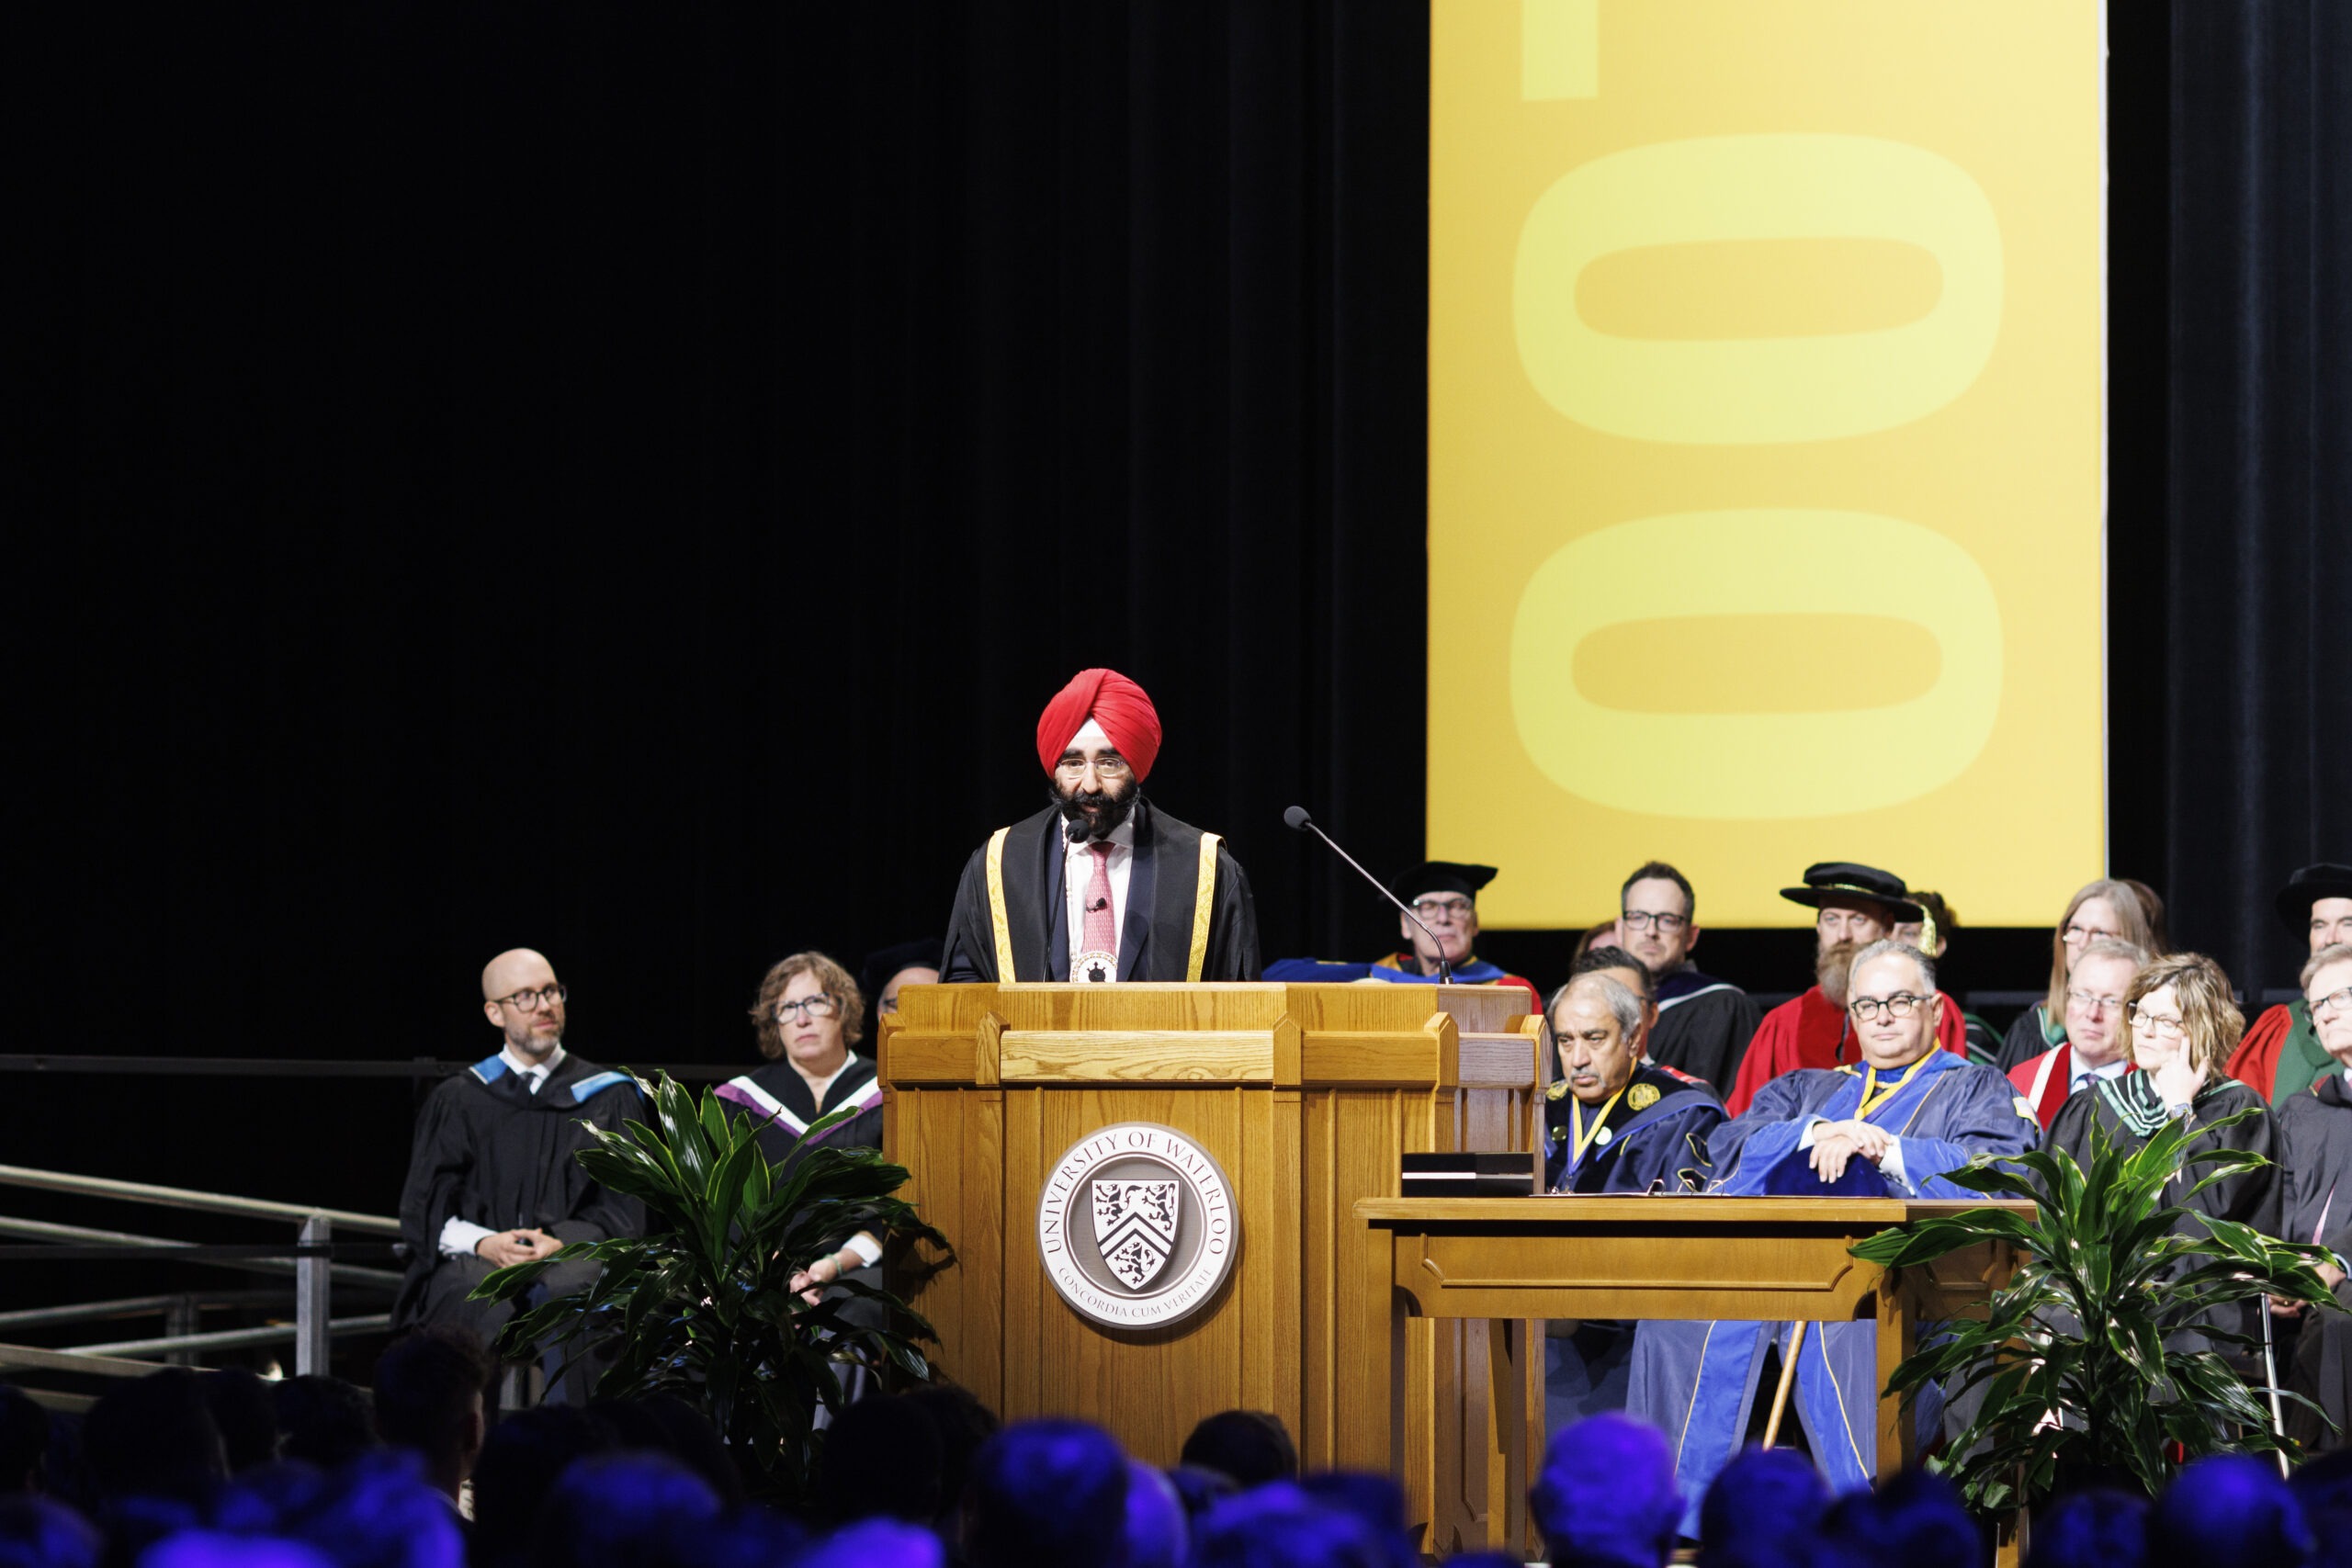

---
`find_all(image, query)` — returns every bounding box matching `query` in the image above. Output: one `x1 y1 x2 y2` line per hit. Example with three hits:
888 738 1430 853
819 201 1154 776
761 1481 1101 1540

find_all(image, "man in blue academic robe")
1626 939 2040 1531
1544 975 1723 1197
1543 973 1724 1432
1264 861 1541 1013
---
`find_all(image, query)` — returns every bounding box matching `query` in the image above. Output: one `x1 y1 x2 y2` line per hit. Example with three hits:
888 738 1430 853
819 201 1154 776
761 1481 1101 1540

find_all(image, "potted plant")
1849 1110 2338 1514
472 1073 946 1506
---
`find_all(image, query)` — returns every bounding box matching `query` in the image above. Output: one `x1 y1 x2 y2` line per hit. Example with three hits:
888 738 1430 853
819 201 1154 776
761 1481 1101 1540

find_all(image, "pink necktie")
1080 843 1117 976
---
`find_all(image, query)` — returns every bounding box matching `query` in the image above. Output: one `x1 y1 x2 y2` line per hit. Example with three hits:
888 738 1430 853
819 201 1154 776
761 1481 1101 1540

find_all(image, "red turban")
1035 668 1162 781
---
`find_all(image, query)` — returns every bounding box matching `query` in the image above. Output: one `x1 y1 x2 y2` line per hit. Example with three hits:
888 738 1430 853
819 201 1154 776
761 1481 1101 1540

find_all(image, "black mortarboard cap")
1388 861 1498 903
859 938 944 1006
1775 862 1924 922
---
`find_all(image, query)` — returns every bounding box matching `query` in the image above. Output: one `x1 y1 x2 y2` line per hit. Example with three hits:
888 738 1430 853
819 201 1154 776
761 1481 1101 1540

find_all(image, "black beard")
1050 780 1141 843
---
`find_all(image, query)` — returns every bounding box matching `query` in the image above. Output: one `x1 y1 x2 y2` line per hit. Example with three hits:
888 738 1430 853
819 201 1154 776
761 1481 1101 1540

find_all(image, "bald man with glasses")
392 949 643 1398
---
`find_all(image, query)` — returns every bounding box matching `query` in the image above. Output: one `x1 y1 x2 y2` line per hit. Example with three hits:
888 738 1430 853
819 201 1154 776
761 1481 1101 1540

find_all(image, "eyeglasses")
1410 897 1474 919
2065 989 2125 1016
1053 753 1133 780
2061 921 2119 944
2128 1005 2187 1041
2312 987 2352 1018
775 994 841 1021
1849 992 1928 1022
1620 910 1689 934
494 984 568 1012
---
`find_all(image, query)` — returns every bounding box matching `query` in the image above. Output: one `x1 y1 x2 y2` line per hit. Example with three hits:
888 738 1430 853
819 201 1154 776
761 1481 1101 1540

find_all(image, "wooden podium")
878 981 1539 1535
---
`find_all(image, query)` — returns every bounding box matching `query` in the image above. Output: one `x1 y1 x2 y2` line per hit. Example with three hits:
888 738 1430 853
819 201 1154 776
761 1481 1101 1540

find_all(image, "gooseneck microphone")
1282 806 1454 984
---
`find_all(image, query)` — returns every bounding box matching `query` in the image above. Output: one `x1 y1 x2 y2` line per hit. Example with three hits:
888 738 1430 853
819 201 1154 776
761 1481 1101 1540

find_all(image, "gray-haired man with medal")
1540 971 1725 1431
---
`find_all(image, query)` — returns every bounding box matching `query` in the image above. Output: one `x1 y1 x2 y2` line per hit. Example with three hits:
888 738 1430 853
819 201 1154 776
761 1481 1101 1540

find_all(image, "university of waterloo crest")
1037 1122 1239 1329
1092 1179 1179 1289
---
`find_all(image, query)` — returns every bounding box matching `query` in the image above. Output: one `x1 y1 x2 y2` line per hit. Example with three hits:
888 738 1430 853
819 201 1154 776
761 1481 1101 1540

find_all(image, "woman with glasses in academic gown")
717 952 888 1326
2044 952 2281 1354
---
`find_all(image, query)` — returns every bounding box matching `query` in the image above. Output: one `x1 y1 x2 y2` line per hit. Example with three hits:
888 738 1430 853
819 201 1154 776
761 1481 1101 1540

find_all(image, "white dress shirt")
1062 813 1136 981
438 1044 568 1259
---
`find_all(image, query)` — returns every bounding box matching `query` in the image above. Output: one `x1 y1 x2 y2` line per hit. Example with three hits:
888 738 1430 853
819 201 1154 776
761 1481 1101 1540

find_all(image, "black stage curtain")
2133 3 2352 992
14 3 2346 1101
14 6 1431 1091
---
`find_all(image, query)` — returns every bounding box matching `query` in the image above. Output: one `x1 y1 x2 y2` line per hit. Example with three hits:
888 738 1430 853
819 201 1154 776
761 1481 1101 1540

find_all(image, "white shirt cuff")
440 1217 495 1259
842 1233 883 1268
1878 1137 1911 1191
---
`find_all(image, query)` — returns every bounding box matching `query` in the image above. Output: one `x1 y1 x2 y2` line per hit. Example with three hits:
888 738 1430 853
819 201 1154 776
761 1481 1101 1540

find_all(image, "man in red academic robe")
1724 862 1967 1116
2228 863 2352 1101
2006 937 2145 1131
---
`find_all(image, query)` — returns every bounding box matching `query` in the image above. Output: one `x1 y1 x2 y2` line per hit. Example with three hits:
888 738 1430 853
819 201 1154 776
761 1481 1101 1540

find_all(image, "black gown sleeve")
397 1082 472 1261
550 1086 647 1247
1997 1006 2052 1074
2041 1083 2098 1166
940 843 1000 983
1205 843 1261 982
2175 1084 2280 1235
1654 991 1763 1099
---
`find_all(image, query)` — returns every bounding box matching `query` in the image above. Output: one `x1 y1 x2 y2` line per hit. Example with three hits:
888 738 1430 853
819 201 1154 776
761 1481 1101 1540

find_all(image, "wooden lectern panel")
880 980 1539 1506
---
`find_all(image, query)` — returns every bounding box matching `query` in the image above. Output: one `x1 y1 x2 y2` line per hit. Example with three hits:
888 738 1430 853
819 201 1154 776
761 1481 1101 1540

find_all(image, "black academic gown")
940 799 1261 983
2045 1071 2281 1356
2271 1075 2352 1448
718 1055 888 1332
1540 1066 1724 1435
1647 970 1764 1098
1997 1002 2064 1074
393 1053 645 1373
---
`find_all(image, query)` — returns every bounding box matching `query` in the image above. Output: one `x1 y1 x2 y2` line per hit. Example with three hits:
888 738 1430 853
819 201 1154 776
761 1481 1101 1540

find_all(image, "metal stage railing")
0 1163 406 1397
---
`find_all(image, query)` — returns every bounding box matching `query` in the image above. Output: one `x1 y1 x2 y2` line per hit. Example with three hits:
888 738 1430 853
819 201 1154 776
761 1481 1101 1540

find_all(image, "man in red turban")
941 669 1260 984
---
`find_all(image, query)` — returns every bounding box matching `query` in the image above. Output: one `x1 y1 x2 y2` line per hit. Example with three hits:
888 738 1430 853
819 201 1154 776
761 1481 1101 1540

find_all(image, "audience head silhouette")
967 1419 1127 1568
1698 1445 1829 1566
2148 1453 2311 1568
83 1371 226 1507
371 1325 492 1504
1530 1413 1681 1568
1180 1410 1299 1490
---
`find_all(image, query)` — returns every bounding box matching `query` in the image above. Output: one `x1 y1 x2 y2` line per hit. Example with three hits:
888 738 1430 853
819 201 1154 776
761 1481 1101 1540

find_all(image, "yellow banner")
1430 0 2104 929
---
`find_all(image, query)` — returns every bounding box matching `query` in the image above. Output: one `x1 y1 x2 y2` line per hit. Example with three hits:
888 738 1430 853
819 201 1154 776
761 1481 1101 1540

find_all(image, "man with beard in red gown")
1724 863 1968 1116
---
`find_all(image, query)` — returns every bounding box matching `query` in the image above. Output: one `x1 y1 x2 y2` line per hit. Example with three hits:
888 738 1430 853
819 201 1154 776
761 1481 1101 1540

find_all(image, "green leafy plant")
472 1072 946 1506
1851 1110 2338 1513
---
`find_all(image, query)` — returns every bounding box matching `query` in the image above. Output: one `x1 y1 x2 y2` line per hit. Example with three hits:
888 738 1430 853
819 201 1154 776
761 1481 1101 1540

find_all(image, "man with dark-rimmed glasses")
391 948 641 1399
1627 939 2038 1530
1607 861 1761 1098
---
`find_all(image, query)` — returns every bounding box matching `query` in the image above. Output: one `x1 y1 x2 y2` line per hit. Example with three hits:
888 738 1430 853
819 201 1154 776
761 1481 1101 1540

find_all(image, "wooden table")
1347 1195 2033 1558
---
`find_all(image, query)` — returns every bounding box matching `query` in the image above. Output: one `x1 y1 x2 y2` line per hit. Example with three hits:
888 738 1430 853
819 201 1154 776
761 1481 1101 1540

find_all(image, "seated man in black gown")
1608 861 1762 1097
394 949 642 1400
